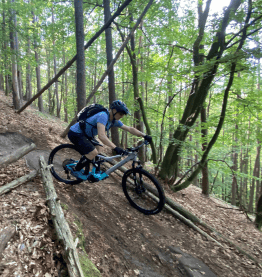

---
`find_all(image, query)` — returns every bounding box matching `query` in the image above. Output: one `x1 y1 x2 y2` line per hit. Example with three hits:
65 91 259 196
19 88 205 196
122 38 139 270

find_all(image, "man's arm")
97 123 116 149
120 124 146 137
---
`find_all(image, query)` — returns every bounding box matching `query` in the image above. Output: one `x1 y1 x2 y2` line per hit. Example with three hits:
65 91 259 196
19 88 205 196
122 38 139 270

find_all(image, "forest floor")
0 90 261 277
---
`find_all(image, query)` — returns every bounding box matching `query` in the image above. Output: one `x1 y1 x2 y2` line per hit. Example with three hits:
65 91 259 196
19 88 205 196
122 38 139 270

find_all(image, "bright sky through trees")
210 0 231 12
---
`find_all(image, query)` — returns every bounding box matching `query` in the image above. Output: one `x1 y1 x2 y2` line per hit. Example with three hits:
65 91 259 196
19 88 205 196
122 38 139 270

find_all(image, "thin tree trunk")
255 193 262 230
32 11 43 112
46 49 53 113
52 6 60 117
26 39 32 103
248 143 260 212
231 132 238 206
9 1 21 110
255 141 261 206
200 75 209 194
103 0 120 147
74 0 86 113
2 0 8 94
12 5 23 101
63 46 68 122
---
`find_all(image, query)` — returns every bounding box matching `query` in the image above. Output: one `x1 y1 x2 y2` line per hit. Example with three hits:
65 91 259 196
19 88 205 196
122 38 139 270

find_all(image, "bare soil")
0 91 261 277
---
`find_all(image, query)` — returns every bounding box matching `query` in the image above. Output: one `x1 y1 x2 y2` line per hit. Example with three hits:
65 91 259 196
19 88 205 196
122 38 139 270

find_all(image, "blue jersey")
70 111 123 137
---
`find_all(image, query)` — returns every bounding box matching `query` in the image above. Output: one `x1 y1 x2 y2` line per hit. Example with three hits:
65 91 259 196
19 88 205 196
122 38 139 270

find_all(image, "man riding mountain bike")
67 100 152 178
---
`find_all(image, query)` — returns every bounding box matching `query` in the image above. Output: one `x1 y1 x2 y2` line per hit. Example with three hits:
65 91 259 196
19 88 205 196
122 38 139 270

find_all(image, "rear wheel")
122 168 165 215
48 144 83 185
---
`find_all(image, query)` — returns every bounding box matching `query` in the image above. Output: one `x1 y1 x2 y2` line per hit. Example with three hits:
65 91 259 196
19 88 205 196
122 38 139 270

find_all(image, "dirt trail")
0 91 261 277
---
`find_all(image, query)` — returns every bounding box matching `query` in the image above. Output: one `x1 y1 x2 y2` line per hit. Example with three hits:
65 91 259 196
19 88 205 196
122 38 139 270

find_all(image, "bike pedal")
87 174 100 183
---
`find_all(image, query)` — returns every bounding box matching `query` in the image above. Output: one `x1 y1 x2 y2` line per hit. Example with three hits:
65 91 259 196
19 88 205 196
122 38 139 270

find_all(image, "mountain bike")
48 140 165 215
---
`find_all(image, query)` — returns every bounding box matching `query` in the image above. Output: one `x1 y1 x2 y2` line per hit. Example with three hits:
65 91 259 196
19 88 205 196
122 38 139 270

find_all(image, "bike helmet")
110 100 131 115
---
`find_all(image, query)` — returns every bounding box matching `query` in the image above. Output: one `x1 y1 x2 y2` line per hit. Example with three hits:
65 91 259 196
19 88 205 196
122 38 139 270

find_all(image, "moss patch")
79 249 101 277
74 217 86 250
61 202 68 211
73 215 101 277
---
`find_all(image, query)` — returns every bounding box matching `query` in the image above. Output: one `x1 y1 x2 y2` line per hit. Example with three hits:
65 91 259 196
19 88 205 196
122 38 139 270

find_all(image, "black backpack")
77 103 109 132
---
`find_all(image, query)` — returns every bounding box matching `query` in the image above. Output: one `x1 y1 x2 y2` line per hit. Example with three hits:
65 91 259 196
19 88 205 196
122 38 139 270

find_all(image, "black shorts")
68 130 95 155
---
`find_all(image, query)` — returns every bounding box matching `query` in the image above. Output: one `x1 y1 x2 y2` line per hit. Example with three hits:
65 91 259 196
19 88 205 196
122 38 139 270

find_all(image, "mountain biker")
67 100 152 173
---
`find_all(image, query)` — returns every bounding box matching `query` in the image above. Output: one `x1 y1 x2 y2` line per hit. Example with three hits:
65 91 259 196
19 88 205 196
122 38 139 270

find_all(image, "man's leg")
68 131 97 172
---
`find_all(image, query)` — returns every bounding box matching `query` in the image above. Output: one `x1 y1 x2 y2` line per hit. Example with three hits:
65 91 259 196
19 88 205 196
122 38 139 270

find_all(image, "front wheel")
48 144 83 185
122 168 165 215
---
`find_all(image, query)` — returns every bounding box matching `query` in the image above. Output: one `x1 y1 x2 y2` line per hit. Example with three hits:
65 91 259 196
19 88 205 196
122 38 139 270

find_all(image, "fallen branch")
0 170 38 195
0 226 16 258
0 143 36 168
39 156 93 277
102 162 221 246
102 153 262 265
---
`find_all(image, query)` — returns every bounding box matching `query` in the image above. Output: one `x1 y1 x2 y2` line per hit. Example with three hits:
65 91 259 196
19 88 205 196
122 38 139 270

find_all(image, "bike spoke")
49 145 83 185
123 169 164 214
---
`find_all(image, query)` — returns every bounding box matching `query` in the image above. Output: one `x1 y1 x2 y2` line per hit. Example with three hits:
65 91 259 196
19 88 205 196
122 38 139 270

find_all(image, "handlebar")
126 139 149 153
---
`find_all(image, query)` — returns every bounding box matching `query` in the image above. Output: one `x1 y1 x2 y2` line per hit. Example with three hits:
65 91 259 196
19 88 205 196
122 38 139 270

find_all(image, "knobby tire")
48 144 83 185
122 168 165 215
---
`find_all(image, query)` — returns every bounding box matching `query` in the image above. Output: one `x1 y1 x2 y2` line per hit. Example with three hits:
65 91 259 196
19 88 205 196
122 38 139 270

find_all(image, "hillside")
0 91 261 277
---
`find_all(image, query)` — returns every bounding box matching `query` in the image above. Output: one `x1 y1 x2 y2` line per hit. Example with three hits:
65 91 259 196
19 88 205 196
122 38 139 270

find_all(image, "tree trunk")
0 74 3 91
255 193 262 230
2 0 8 94
46 48 53 113
12 0 23 101
9 0 21 109
32 12 44 112
63 46 68 122
52 6 60 117
159 0 242 181
201 107 209 195
248 143 261 212
26 62 32 101
231 132 238 206
256 141 261 206
103 0 120 146
74 0 86 113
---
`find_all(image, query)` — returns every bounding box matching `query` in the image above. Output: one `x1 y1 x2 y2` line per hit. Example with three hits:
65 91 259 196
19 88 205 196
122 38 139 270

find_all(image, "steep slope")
0 91 261 277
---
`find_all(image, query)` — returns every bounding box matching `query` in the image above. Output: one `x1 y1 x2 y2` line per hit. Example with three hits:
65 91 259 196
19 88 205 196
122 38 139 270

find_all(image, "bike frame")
97 152 138 176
